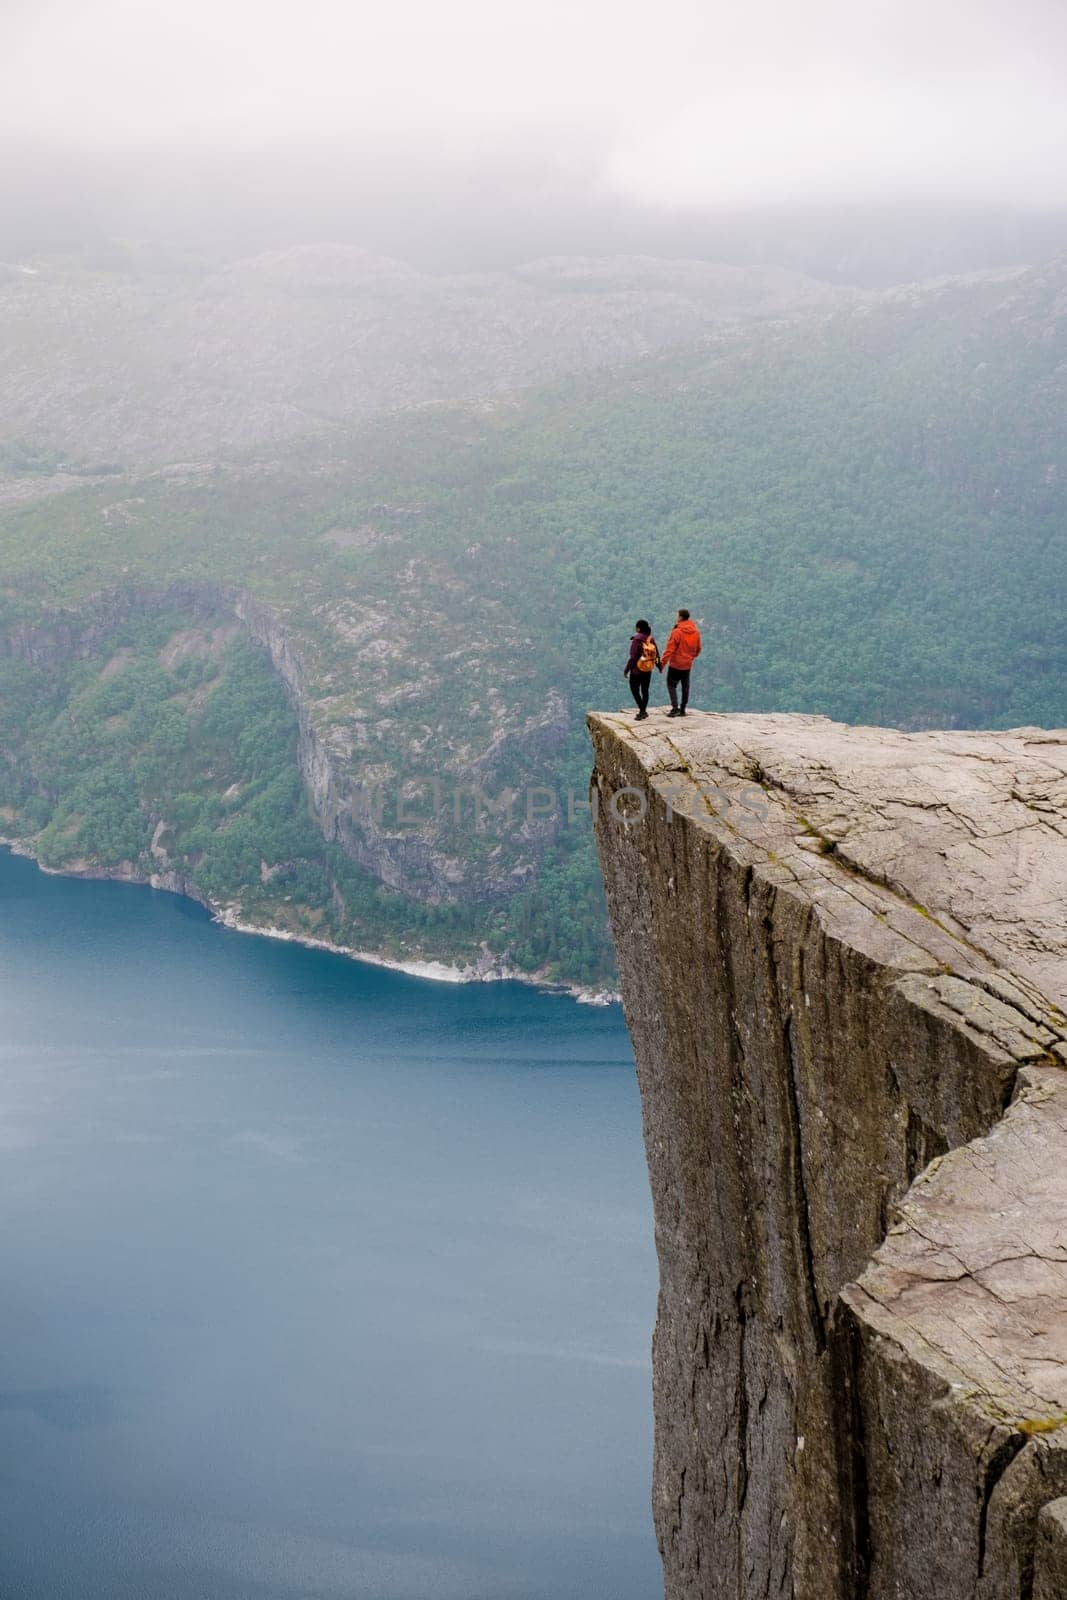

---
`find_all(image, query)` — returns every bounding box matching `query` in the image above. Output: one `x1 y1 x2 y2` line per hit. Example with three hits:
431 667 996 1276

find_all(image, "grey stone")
589 710 1067 1600
1035 1498 1067 1600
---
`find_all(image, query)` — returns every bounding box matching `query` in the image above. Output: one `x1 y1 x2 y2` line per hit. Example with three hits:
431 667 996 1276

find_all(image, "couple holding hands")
623 609 702 721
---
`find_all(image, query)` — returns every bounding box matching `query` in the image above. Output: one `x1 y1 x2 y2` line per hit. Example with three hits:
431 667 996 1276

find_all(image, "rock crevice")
589 711 1067 1600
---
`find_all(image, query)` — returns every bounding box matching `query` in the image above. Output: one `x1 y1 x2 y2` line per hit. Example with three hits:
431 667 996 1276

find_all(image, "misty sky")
4 0 1066 210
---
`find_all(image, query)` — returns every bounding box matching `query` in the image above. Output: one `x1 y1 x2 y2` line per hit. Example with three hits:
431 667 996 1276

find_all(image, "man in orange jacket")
659 608 702 717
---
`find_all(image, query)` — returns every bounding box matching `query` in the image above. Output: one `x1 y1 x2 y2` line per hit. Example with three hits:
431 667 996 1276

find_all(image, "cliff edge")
588 710 1067 1600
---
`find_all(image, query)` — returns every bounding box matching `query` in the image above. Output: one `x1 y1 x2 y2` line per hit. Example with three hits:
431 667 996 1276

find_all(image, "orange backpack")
637 637 658 673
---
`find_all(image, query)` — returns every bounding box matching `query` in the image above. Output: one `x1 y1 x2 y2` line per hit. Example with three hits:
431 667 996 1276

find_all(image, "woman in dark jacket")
623 619 658 720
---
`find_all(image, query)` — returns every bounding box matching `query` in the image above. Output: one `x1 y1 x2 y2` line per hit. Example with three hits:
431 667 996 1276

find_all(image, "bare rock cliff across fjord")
588 711 1067 1600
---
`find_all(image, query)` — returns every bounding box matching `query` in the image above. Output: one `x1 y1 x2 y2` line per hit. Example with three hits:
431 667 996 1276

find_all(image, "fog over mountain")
4 0 1067 281
6 0 1067 199
1 0 1065 989
3 6 1067 1597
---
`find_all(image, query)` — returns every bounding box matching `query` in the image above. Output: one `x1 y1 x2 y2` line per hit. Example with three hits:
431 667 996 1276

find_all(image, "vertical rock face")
588 712 1067 1600
3 584 566 911
1036 1500 1067 1599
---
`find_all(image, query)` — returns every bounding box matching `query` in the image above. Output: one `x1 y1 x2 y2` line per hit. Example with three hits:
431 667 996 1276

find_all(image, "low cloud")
606 69 1067 209
3 0 1066 211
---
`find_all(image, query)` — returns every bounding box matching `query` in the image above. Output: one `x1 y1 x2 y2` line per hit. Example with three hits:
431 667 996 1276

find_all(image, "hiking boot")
636 711 648 721
666 707 680 717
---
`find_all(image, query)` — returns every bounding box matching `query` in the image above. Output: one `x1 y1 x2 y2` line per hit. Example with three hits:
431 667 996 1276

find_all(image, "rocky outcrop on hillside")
235 588 565 903
1 582 561 910
589 710 1067 1600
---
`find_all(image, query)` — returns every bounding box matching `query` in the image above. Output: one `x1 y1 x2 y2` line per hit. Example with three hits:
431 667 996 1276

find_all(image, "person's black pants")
628 670 651 713
667 667 691 711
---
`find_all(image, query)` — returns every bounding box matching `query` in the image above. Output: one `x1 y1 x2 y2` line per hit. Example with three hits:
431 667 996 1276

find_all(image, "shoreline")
1 840 619 1007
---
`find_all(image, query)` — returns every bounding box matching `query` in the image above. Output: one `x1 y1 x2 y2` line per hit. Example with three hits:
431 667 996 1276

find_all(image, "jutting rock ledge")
588 710 1067 1600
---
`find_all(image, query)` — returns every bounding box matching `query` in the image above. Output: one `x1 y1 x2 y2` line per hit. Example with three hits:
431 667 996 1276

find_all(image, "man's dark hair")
635 619 651 632
678 608 690 620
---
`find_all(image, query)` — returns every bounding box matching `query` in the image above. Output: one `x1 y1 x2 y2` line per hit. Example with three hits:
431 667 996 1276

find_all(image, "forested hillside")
1 253 1063 985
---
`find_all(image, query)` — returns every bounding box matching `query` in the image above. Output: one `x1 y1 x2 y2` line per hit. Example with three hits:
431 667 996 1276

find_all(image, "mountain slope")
0 247 850 466
0 254 1063 983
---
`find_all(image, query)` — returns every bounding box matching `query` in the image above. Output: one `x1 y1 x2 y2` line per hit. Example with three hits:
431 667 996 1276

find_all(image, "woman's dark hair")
635 619 651 633
678 608 690 620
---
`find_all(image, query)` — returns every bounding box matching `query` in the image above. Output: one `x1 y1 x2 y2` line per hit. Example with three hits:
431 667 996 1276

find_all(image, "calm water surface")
0 850 658 1599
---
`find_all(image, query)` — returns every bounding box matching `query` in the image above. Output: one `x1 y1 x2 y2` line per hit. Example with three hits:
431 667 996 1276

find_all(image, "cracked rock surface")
588 711 1067 1600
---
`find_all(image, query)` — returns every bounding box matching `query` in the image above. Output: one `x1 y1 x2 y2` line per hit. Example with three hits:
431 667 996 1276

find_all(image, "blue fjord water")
0 849 658 1600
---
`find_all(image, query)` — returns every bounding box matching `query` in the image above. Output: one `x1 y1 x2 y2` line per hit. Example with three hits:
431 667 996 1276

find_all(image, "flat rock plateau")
589 710 1067 1600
